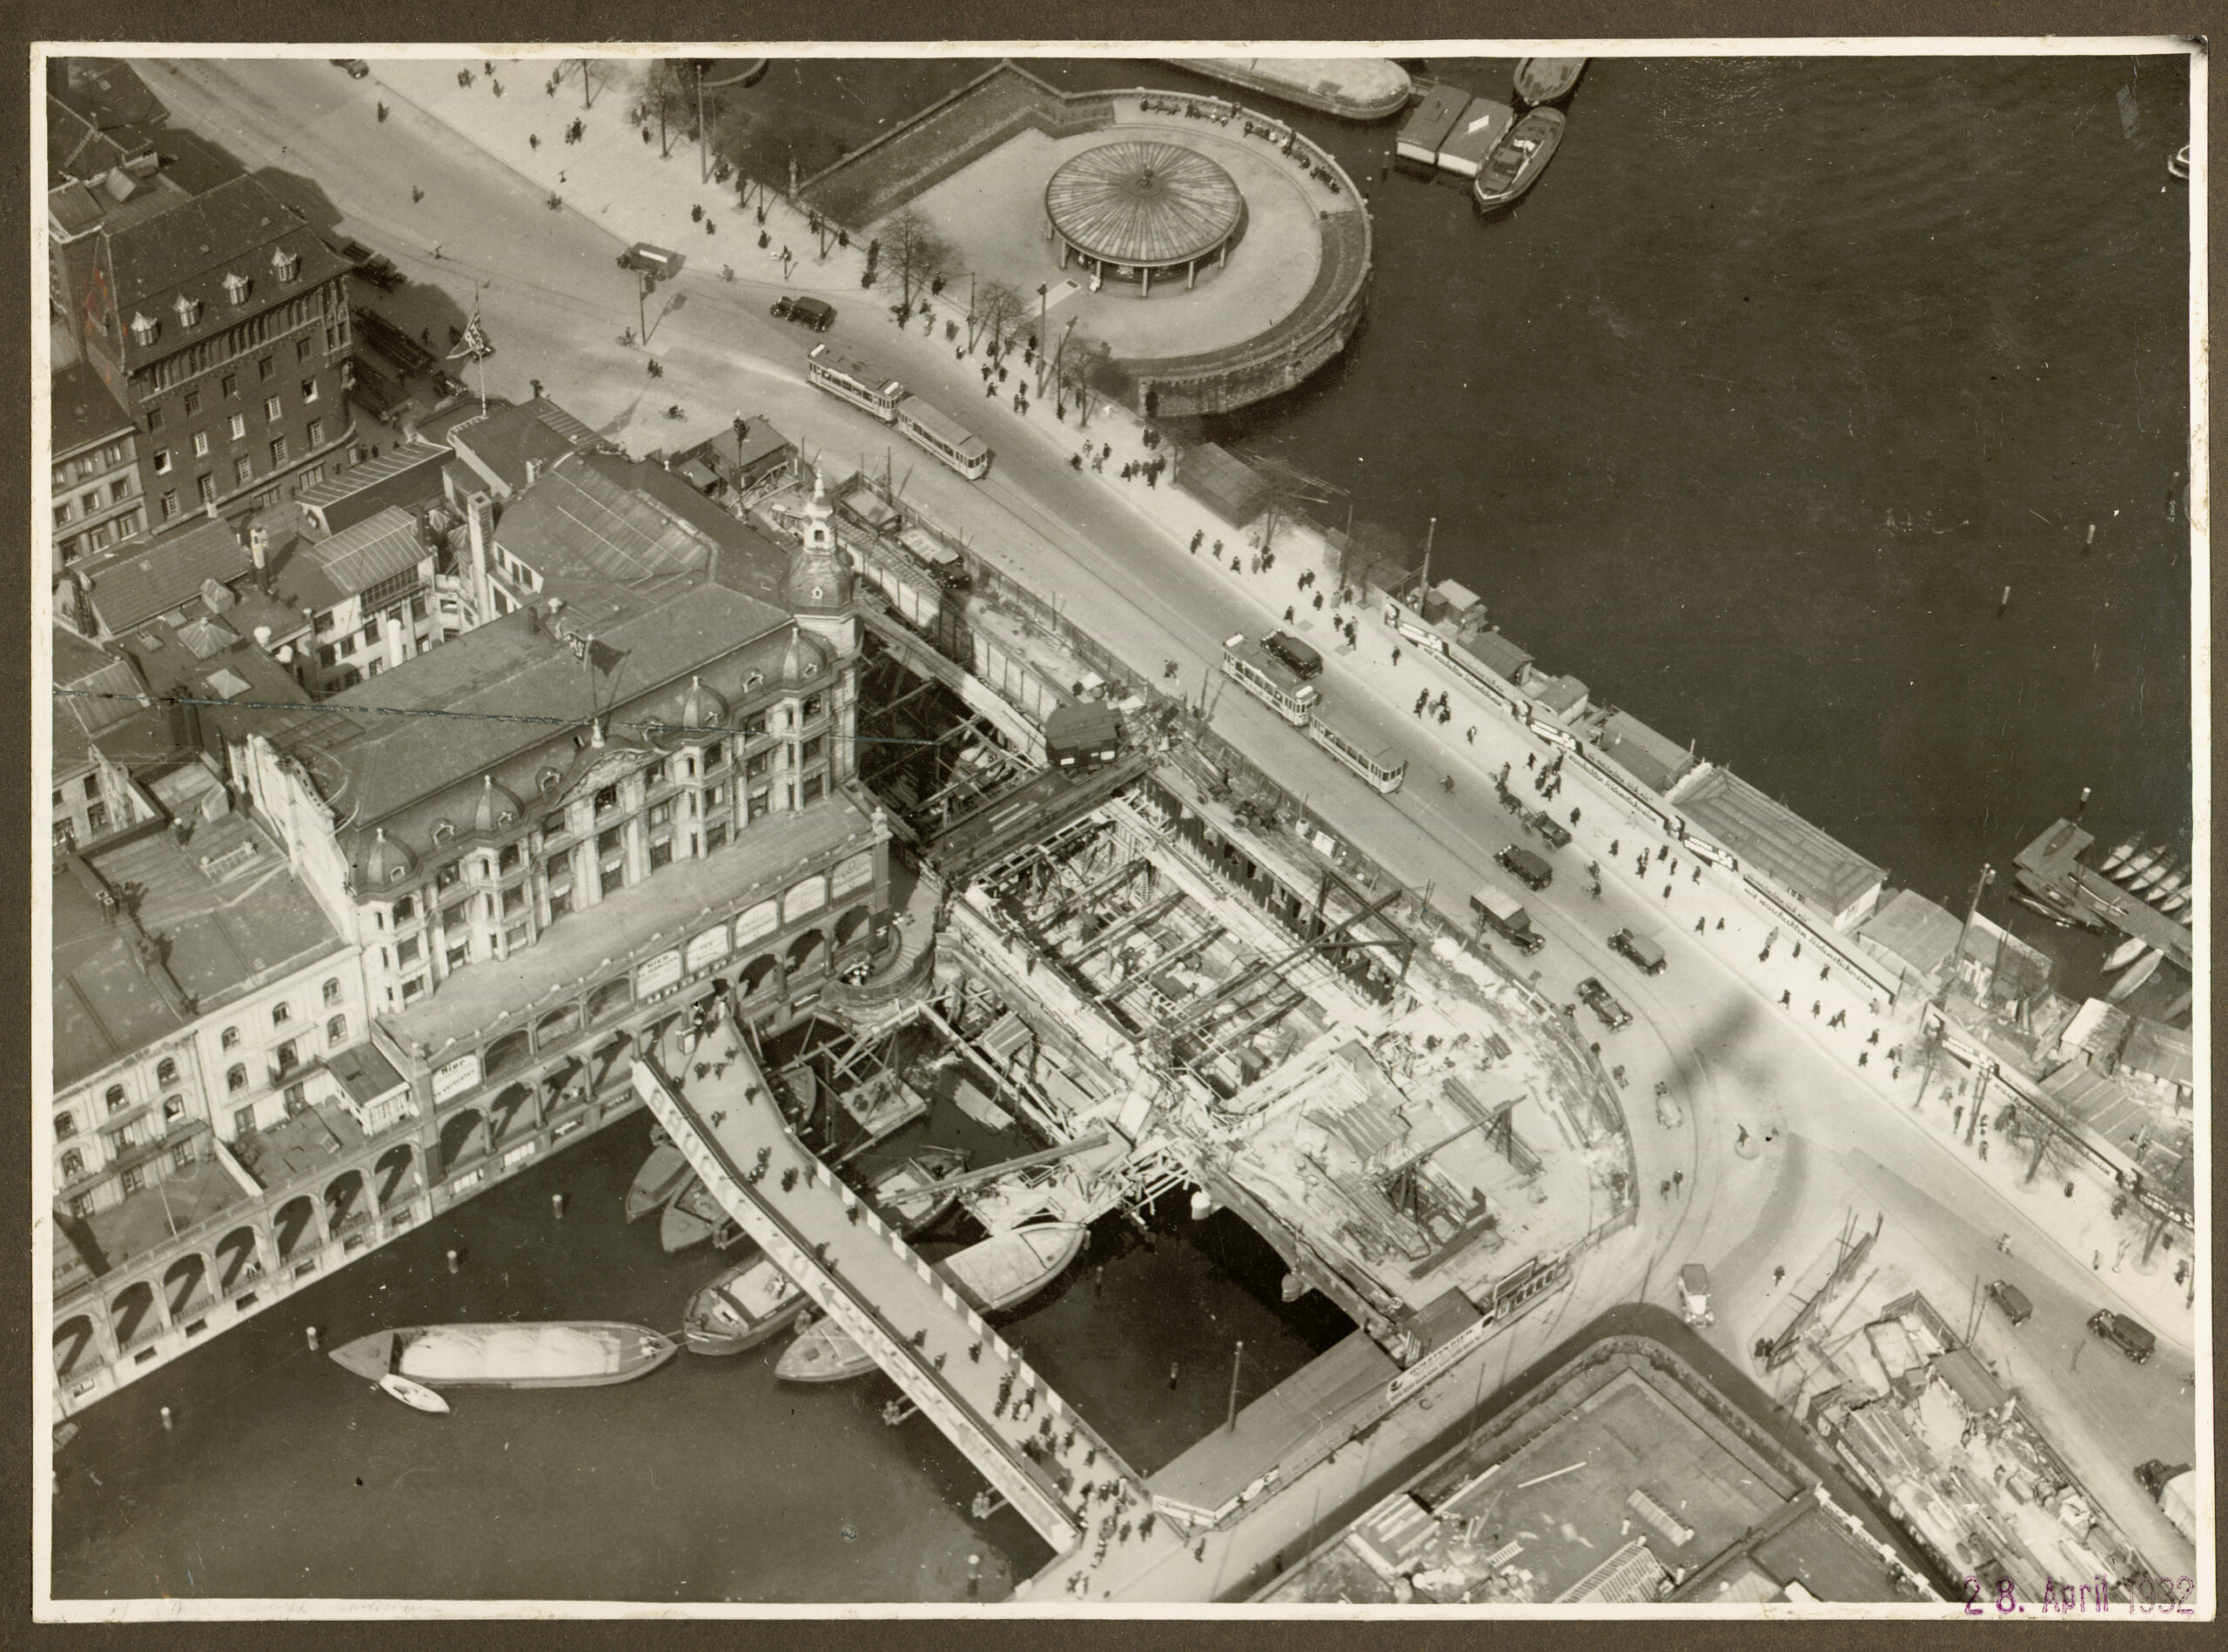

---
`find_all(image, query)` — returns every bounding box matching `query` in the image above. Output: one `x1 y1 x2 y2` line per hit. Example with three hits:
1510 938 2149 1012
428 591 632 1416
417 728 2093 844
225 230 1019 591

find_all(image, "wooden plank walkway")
633 1010 1140 1553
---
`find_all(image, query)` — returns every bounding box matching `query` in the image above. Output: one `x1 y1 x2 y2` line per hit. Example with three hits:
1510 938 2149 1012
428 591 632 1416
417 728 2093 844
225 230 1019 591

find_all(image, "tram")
1221 635 1319 726
1306 705 1406 793
807 345 992 479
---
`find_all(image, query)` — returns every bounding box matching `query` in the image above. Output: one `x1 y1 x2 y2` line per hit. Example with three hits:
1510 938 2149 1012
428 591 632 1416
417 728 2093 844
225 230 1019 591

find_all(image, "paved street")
142 55 2195 1584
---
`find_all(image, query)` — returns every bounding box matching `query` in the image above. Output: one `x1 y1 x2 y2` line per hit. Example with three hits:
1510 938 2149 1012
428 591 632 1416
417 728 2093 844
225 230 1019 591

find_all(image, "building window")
105 1084 127 1112
234 1105 257 1137
198 474 216 506
227 1064 248 1091
193 432 211 458
446 939 469 970
645 759 668 789
297 337 312 360
271 437 289 467
259 355 276 380
597 827 624 859
326 1014 346 1044
707 782 726 808
498 843 521 874
547 886 571 919
152 447 171 475
500 885 525 915
746 749 771 779
802 735 825 764
183 388 201 416
265 395 283 422
236 456 255 487
705 820 728 851
648 801 674 829
147 405 164 431
162 1095 186 1127
322 977 342 1005
402 975 427 1002
648 839 674 871
544 852 571 885
120 1165 144 1196
393 897 416 924
272 1002 292 1026
306 417 325 448
61 1149 84 1180
748 789 770 823
222 1026 240 1050
229 413 247 440
275 1040 299 1074
70 1193 93 1220
703 741 725 769
221 372 238 399
397 936 421 964
435 861 461 891
301 378 319 404
55 1111 76 1140
156 1057 178 1085
284 1084 307 1114
594 784 619 816
160 491 179 520
802 774 824 806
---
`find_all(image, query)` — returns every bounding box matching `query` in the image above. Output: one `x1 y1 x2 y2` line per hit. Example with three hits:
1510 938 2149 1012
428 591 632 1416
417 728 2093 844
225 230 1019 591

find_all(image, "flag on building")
448 299 494 362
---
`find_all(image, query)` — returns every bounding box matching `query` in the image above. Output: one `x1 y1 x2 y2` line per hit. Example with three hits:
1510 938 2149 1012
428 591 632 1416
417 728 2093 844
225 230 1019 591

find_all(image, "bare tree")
567 58 621 110
1058 335 1119 426
634 59 695 158
880 206 953 310
971 278 1027 355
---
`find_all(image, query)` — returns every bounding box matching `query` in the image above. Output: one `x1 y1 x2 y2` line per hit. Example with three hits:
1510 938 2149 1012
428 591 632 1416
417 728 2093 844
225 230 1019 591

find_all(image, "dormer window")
174 293 202 328
538 768 561 794
130 312 159 346
430 819 457 846
272 247 300 282
743 670 766 691
223 272 252 305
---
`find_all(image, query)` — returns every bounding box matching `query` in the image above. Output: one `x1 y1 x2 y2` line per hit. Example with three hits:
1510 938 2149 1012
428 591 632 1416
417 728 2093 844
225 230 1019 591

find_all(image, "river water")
52 51 2194 1603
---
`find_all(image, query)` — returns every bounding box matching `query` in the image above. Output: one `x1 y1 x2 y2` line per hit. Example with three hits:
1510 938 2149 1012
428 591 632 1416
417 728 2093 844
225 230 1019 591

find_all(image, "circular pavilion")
1043 139 1246 295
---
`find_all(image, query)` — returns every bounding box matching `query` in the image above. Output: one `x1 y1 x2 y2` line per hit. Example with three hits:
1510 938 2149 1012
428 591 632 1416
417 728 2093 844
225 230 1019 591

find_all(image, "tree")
1059 336 1121 426
881 206 953 309
634 59 695 158
972 278 1027 355
567 58 621 110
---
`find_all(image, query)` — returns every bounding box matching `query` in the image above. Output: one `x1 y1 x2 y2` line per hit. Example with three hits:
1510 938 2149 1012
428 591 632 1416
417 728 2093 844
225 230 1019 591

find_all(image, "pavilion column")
1142 265 1151 297
1187 258 1198 290
1058 238 1068 269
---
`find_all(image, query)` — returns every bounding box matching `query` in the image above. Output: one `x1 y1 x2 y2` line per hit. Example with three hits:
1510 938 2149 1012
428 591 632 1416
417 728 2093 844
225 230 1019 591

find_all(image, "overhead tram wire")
47 687 946 750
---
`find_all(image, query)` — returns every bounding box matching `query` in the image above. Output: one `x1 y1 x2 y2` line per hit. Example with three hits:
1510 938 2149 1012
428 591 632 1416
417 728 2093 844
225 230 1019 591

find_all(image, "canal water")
55 52 2194 1603
50 1077 1352 1601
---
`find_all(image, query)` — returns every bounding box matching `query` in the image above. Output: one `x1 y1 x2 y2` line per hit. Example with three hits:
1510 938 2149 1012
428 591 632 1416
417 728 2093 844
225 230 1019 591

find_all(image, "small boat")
2129 856 2177 895
2170 144 2191 179
661 1177 740 1253
934 1222 1088 1315
1513 57 1587 106
52 1420 79 1452
683 1253 809 1355
2110 844 2164 886
2098 836 2140 872
626 1142 694 1222
2106 949 2164 1002
775 1313 878 1384
1472 108 1566 212
2013 891 2077 928
2104 933 2150 971
865 1145 969 1235
2159 888 2191 915
330 1322 678 1388
377 1373 452 1414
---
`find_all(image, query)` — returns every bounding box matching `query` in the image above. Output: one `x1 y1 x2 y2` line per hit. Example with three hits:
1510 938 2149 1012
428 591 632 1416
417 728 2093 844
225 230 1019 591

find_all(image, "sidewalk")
382 55 2191 1349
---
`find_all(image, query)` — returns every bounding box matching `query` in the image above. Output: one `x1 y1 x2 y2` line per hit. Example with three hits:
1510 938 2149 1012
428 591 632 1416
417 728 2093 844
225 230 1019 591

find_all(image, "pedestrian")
1811 1001 1821 1017
1285 606 1295 622
1673 1171 1682 1191
529 133 539 149
1663 885 1672 899
1660 1179 1671 1201
1892 1065 1901 1081
1953 1105 1963 1132
529 378 543 399
1868 1029 1880 1045
1820 964 1829 981
1858 1051 1869 1067
1695 917 1706 934
1466 726 1476 743
1146 469 1156 488
1792 941 1802 959
1312 593 1323 610
1212 538 1223 556
1692 866 1701 883
1191 529 1204 553
1717 918 1724 930
1168 1361 1179 1390
1780 990 1790 1006
1736 1125 1749 1148
1773 1266 1785 1286
1977 1136 1988 1160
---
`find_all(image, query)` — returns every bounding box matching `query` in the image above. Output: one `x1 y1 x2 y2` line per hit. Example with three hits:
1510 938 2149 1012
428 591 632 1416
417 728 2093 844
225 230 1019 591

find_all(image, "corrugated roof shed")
2118 1017 2192 1089
1174 442 1272 526
1674 767 1885 921
1595 708 1695 794
301 507 426 598
1453 628 1532 683
1856 888 1963 982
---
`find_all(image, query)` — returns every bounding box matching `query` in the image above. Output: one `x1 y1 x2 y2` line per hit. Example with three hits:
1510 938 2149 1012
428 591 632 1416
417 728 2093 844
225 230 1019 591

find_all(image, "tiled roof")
50 360 135 458
53 817 345 1090
1674 767 1886 919
274 578 793 839
2119 1017 2192 1088
48 94 131 186
1453 629 1532 682
1855 888 1963 982
50 631 150 770
293 440 449 515
84 516 249 634
447 397 598 494
106 175 350 370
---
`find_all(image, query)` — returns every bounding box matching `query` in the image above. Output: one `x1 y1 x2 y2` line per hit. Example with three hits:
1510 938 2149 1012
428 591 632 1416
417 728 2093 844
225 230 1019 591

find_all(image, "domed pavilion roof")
1044 140 1244 269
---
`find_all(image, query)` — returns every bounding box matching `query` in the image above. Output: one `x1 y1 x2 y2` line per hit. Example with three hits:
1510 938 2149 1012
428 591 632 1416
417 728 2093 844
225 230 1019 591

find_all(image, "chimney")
466 491 495 622
524 601 540 635
253 624 273 648
385 614 406 669
525 457 542 487
249 524 269 569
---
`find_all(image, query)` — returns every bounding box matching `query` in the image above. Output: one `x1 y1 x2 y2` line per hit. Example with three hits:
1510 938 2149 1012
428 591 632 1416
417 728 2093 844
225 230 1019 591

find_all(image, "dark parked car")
2088 1309 2155 1364
1985 1279 2032 1326
332 59 371 78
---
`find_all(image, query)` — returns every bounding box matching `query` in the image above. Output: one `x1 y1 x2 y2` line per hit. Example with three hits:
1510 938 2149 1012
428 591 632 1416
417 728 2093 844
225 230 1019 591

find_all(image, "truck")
1609 927 1667 975
1497 844 1554 891
2135 1461 2196 1541
1471 884 1545 955
1679 1264 1713 1326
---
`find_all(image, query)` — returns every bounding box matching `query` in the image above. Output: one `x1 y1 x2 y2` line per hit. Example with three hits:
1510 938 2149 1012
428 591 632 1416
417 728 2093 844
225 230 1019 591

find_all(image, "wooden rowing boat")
773 1313 878 1383
683 1254 809 1355
1513 57 1587 105
660 1176 739 1253
626 1142 694 1222
864 1145 969 1235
